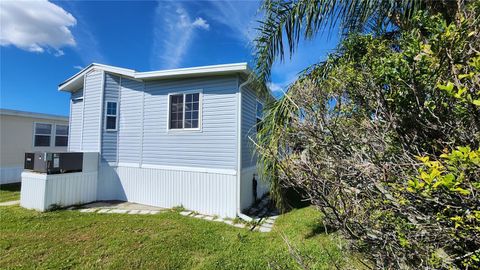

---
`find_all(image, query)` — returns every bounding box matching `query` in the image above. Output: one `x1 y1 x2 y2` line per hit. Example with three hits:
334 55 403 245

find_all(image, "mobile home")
0 109 68 184
56 63 269 217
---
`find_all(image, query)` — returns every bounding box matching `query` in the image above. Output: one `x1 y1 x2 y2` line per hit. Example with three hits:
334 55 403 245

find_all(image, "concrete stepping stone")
233 223 246 228
203 216 214 220
258 226 272 233
0 200 20 206
97 209 111 213
79 208 97 213
223 220 233 225
110 209 129 214
149 210 160 214
128 210 140 214
180 211 191 216
263 219 274 225
138 210 151 214
262 223 273 228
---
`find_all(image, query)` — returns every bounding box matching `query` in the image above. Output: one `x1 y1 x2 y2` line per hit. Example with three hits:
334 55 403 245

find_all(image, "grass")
0 205 361 269
0 183 21 203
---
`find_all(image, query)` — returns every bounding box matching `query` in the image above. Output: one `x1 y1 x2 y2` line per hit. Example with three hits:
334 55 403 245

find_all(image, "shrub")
257 1 480 268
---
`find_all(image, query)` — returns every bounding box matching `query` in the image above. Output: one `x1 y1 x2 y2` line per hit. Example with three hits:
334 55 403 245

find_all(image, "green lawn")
0 205 360 269
0 183 21 203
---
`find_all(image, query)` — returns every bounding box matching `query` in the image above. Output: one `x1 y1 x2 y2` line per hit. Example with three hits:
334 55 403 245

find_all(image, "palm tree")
254 0 457 83
253 0 459 208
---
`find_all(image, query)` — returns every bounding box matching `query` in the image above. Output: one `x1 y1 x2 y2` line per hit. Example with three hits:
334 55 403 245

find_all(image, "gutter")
236 76 254 222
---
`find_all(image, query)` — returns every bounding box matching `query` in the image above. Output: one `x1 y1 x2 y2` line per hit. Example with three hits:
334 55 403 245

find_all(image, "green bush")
256 1 480 268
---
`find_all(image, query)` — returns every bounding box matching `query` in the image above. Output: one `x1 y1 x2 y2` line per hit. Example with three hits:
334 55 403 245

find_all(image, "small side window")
256 101 264 132
34 123 52 147
105 102 118 131
55 125 69 147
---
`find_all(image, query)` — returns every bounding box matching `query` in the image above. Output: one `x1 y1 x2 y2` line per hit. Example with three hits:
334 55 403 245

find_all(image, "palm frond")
254 0 425 83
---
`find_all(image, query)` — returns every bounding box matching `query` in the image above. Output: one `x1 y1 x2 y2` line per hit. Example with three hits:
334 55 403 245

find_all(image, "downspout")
236 76 253 222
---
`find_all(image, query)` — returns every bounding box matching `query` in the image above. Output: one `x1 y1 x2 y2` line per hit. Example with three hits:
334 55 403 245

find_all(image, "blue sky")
0 0 340 116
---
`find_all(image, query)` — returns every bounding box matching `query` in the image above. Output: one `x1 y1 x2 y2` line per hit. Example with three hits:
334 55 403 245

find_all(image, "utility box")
20 152 99 211
24 152 83 174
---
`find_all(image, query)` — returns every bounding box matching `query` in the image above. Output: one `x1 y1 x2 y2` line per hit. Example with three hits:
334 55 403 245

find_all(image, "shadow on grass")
0 183 21 192
305 222 339 239
282 187 311 210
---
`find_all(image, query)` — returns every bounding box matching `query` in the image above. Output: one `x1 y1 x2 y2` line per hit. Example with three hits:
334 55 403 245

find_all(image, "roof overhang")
0 108 68 121
59 62 251 92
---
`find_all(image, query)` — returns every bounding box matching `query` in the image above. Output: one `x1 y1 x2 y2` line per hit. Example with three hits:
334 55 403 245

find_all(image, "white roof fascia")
59 63 251 92
135 63 250 79
0 108 69 121
58 63 135 92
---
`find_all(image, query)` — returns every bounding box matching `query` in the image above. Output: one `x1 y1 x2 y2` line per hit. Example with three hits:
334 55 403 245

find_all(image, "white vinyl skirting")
240 166 269 211
20 171 98 211
97 163 238 217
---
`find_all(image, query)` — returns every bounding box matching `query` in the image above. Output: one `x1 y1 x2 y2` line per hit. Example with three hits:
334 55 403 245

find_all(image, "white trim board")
0 109 68 122
110 163 238 175
59 63 251 92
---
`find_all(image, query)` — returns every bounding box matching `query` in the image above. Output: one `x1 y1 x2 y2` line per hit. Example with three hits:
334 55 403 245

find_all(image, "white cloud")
267 82 283 93
204 1 259 43
192 17 210 30
73 65 83 70
151 2 210 69
0 0 76 54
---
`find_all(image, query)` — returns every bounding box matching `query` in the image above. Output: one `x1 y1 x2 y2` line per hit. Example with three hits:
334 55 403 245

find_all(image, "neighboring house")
0 109 69 184
59 63 270 217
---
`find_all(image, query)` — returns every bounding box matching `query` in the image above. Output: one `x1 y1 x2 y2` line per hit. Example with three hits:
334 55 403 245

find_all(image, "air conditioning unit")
24 152 83 174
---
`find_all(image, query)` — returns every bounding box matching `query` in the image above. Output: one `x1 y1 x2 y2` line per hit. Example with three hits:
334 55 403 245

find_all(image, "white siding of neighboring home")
0 112 68 184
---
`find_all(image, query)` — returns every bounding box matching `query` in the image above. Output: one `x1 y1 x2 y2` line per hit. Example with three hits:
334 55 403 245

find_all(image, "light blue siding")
101 73 119 162
141 76 239 169
118 77 143 164
89 73 239 169
241 85 258 168
82 70 103 152
68 88 83 152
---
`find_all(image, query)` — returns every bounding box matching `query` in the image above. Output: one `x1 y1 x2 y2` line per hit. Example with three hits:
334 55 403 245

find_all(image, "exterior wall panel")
68 89 83 152
101 73 119 162
118 78 143 164
82 70 103 152
241 85 257 168
20 171 97 211
97 163 237 217
142 76 238 169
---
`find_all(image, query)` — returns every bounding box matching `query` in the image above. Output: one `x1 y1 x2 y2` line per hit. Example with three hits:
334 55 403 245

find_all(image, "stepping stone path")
74 196 280 233
174 195 280 233
243 194 280 233
75 201 166 215
0 200 20 206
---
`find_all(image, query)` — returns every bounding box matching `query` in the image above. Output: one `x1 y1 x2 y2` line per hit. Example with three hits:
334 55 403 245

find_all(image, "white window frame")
167 89 203 132
54 124 69 147
104 101 118 132
33 122 53 147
